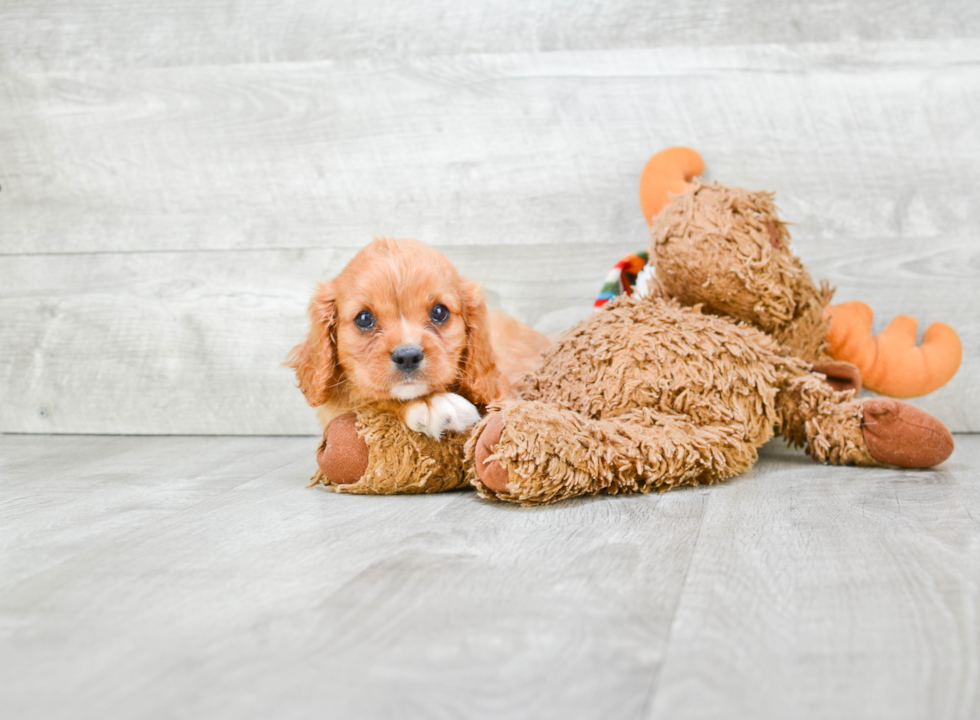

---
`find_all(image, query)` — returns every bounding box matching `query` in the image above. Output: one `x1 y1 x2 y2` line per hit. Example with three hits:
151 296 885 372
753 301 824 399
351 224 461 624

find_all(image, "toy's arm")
825 301 962 398
313 408 470 494
639 147 704 224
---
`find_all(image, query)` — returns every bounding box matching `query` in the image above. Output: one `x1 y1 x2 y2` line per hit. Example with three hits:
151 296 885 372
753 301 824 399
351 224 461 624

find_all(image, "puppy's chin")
389 382 430 401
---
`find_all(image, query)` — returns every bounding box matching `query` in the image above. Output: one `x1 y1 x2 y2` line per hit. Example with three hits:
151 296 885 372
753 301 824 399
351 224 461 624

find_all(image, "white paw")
404 393 482 440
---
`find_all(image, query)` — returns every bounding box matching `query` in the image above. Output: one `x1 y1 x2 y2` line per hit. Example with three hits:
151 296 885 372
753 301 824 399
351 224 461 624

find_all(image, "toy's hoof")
813 361 862 394
862 399 954 468
473 413 511 494
317 413 369 484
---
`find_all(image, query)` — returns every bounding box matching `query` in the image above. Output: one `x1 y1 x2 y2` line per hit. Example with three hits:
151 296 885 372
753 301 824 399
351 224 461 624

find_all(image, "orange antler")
639 146 705 225
825 301 962 398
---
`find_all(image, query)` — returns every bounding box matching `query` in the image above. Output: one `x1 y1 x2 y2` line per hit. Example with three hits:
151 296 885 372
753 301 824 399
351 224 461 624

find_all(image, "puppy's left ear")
458 280 508 405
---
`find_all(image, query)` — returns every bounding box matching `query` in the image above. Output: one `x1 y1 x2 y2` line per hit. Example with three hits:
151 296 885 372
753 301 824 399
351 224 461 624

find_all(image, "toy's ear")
812 360 862 394
457 280 508 406
825 301 962 398
286 282 343 406
639 146 705 224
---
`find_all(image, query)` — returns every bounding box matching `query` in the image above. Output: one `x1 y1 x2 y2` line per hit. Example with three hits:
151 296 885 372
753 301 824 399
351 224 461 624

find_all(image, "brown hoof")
317 413 369 484
473 413 511 494
813 361 862 394
862 399 954 468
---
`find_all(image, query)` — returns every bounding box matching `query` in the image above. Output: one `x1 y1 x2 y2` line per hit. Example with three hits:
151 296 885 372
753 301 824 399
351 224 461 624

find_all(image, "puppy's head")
288 237 507 407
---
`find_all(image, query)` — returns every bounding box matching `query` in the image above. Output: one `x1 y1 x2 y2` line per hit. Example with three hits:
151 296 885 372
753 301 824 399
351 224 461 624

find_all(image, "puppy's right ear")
287 282 341 406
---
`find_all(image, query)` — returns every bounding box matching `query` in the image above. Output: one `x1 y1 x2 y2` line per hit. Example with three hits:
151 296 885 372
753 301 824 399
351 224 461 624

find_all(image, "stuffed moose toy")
294 148 958 505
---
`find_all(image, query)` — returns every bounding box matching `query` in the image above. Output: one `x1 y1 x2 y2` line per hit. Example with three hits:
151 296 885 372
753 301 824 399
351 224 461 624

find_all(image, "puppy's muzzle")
391 344 424 374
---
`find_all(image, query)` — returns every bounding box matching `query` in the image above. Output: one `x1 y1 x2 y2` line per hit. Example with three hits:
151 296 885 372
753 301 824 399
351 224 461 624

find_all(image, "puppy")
288 237 550 439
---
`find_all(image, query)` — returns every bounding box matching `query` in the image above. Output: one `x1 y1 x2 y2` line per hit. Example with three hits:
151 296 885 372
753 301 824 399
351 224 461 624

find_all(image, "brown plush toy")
637 147 962 399
309 149 957 503
639 149 858 394
466 149 956 505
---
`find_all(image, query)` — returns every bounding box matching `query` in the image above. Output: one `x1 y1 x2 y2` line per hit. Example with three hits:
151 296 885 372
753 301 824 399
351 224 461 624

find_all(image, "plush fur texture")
651 182 835 364
313 407 469 495
305 182 953 503
465 295 877 505
463 182 952 505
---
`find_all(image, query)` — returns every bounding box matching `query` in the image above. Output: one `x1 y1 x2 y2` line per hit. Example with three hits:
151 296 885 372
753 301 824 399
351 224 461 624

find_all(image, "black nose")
391 345 424 373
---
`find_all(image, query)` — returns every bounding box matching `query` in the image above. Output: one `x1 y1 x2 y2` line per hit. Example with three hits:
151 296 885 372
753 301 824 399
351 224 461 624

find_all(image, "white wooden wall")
1 1 978 435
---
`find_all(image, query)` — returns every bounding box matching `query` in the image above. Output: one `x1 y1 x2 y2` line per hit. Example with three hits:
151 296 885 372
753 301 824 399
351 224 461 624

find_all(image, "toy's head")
640 148 832 362
651 182 811 333
639 147 961 396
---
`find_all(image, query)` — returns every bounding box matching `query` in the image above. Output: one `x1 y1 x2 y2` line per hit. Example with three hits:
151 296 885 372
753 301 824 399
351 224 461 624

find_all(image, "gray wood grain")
647 443 980 720
2 237 974 435
1 40 978 433
3 43 979 256
2 0 978 72
1 434 978 719
0 244 622 435
0 434 310 589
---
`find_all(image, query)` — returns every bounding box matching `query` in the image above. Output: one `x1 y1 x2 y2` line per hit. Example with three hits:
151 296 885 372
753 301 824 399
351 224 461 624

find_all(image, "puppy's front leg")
404 393 482 440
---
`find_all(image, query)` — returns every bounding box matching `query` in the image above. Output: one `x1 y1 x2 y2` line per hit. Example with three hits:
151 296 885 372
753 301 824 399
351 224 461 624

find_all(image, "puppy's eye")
354 310 375 330
430 304 449 324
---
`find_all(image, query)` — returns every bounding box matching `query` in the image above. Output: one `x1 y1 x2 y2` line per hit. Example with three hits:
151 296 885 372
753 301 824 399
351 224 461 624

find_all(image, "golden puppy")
288 237 551 438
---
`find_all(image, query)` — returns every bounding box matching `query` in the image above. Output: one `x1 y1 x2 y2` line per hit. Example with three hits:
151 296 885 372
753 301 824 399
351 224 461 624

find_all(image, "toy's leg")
313 408 470 495
778 373 954 467
466 401 759 505
861 398 955 468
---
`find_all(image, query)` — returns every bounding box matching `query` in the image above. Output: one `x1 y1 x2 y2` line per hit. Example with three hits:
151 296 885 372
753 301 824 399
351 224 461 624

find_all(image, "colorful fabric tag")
594 250 650 309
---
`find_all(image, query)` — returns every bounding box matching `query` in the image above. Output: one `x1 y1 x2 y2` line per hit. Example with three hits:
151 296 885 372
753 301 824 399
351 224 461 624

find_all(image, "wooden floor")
1 434 978 719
